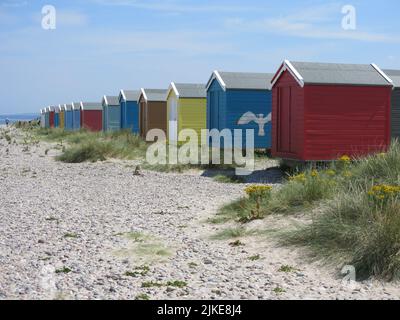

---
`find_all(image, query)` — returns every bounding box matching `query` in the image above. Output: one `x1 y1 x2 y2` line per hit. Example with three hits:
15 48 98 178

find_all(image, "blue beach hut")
205 71 274 149
72 102 81 131
65 103 74 131
102 95 121 132
54 106 60 128
119 90 140 134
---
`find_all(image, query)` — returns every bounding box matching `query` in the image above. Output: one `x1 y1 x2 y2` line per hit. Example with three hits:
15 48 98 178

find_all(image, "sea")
0 113 39 125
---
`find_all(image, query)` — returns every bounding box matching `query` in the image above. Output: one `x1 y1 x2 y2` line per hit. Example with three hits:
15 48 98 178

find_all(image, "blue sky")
0 0 399 114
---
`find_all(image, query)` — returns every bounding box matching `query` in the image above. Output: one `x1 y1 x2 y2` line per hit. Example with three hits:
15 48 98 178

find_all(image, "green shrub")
56 141 110 163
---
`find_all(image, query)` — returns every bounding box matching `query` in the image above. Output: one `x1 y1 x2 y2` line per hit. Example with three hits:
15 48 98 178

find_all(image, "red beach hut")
271 61 393 161
49 106 56 128
80 102 103 131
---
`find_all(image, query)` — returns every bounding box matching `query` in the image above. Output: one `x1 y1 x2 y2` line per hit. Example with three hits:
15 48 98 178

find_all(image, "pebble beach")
1 126 400 300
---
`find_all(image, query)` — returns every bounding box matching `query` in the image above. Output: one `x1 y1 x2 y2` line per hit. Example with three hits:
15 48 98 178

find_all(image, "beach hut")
54 106 60 128
205 71 274 149
40 109 46 128
49 106 55 128
119 90 140 134
102 96 121 132
59 104 65 130
72 102 81 131
44 107 50 128
138 89 168 139
383 70 400 139
65 103 74 131
271 60 393 161
80 102 103 131
166 83 206 143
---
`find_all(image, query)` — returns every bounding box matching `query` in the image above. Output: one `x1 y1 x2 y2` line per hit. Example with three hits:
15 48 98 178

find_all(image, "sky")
0 0 399 114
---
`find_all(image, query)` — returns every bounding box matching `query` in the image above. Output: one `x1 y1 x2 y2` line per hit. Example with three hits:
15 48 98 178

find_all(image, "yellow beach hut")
166 83 206 143
59 104 65 130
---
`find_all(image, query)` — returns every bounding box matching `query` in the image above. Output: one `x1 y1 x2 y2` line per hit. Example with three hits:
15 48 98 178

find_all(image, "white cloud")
224 4 400 44
90 0 267 13
1 1 28 8
76 29 233 56
56 10 89 27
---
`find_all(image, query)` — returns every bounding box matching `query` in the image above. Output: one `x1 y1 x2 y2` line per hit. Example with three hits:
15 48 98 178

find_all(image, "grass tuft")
55 267 72 274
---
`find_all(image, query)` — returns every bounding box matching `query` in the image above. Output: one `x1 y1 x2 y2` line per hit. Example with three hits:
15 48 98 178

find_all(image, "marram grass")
216 140 400 281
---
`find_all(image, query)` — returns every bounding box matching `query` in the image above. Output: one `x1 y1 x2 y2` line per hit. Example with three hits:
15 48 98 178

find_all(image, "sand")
0 126 399 300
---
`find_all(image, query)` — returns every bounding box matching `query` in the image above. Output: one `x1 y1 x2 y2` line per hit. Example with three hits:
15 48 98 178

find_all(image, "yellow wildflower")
326 169 336 176
310 170 319 177
245 185 272 197
289 173 306 183
368 184 400 202
339 155 351 164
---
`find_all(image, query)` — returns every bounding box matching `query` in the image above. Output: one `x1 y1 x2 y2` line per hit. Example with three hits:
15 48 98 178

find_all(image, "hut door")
210 91 219 130
169 97 178 142
140 101 146 138
278 87 292 153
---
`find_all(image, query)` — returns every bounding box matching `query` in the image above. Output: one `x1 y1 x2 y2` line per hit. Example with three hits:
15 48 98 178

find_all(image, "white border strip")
205 70 226 91
285 60 304 87
371 63 394 86
120 89 127 102
140 88 148 102
271 60 305 88
171 82 179 97
214 71 226 91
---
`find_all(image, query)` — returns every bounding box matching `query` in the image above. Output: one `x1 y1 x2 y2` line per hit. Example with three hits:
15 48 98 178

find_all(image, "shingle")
174 83 206 98
218 72 274 90
103 96 119 106
291 61 391 86
121 90 141 101
81 102 103 111
142 89 168 101
383 69 400 88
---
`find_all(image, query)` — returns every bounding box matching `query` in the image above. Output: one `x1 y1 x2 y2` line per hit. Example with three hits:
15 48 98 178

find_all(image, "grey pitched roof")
290 61 392 86
103 96 120 106
120 90 140 102
72 102 81 110
208 71 274 90
142 89 168 101
174 83 206 98
81 102 103 111
383 69 400 88
65 104 73 111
